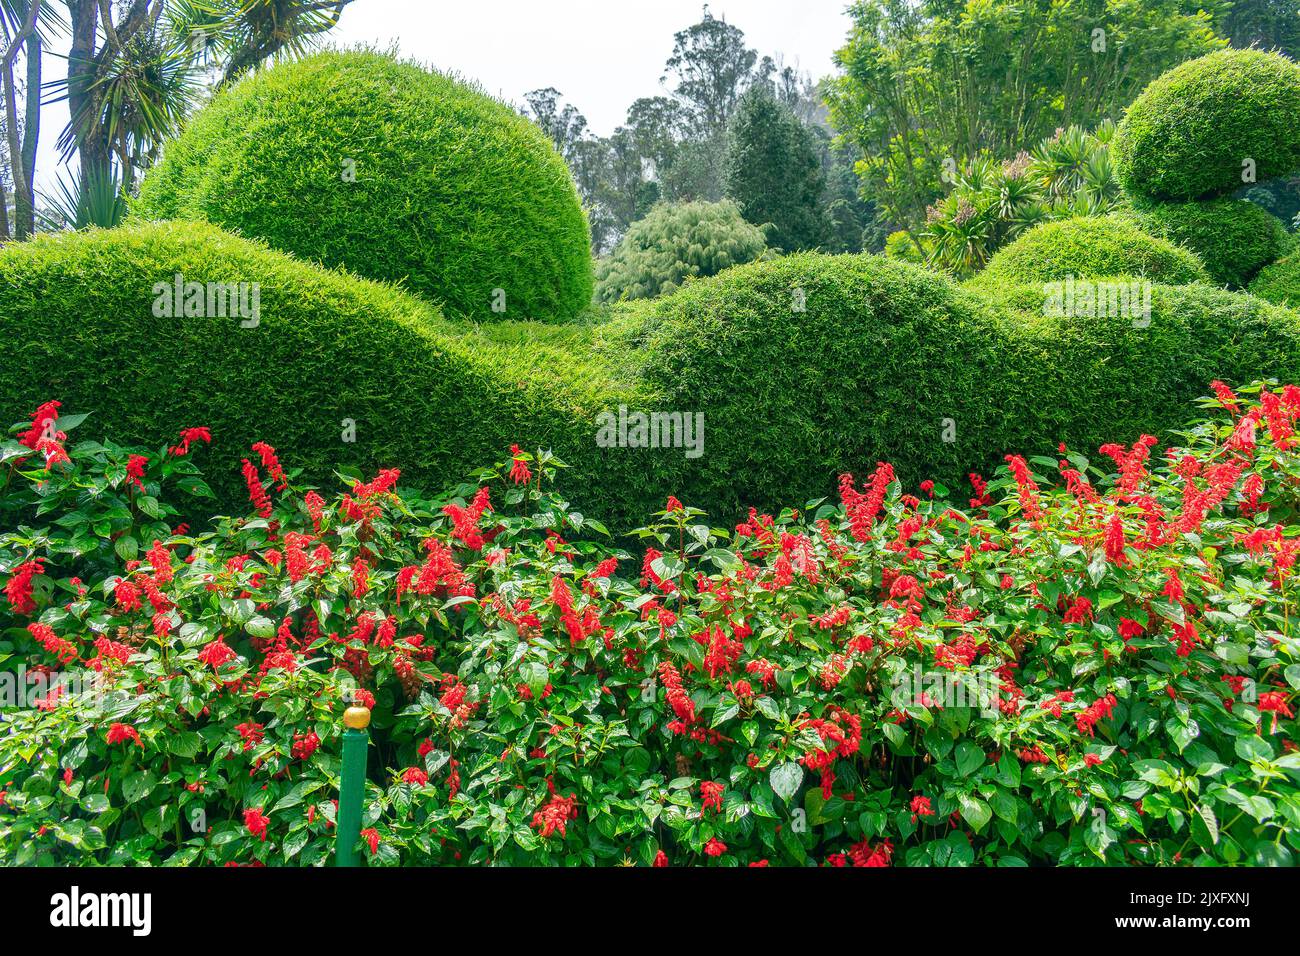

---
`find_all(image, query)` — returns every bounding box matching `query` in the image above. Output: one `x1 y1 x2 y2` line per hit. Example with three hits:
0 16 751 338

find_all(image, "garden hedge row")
1250 249 1300 309
1114 49 1300 201
1119 198 1294 289
0 221 663 526
133 50 593 322
976 216 1211 287
635 253 1300 518
9 223 1300 528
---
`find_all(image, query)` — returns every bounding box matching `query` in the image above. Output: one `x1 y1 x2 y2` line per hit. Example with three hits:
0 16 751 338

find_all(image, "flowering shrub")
1 384 1298 866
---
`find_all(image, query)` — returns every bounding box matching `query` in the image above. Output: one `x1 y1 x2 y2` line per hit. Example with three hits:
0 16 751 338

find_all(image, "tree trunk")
15 32 39 236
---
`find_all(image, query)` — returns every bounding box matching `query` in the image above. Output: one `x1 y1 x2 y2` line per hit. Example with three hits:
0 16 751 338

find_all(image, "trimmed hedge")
976 216 1211 286
594 201 768 303
134 50 592 321
1118 198 1293 289
1114 49 1300 201
8 226 1300 529
1250 250 1300 308
635 253 1300 517
0 221 666 525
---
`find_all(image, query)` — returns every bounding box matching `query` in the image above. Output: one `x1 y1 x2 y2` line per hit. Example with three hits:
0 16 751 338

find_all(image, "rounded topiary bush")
636 253 1300 517
1114 49 1300 201
0 221 667 522
1118 198 1293 288
594 201 767 303
976 216 1211 286
134 50 592 321
1250 249 1300 308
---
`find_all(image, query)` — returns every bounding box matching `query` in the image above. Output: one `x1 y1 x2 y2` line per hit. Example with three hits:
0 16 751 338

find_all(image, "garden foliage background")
0 0 1298 866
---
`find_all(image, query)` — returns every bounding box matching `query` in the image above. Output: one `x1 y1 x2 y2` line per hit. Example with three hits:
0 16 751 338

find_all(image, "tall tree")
662 5 756 139
0 0 50 239
723 86 825 252
523 86 590 163
660 5 757 199
826 0 1223 235
168 0 354 87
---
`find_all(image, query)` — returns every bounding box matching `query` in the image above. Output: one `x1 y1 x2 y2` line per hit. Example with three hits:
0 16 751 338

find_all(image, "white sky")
33 0 854 192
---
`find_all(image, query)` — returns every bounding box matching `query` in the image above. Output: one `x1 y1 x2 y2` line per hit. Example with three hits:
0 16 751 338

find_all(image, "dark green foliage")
133 50 592 321
10 224 1300 533
593 201 768 303
636 253 1300 516
1119 197 1293 288
0 221 666 525
977 216 1212 285
1114 49 1300 201
1250 248 1300 307
723 88 826 251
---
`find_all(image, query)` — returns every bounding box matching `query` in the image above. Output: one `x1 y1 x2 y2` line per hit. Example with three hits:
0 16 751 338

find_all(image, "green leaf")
770 762 804 802
957 793 992 832
1191 802 1219 848
113 535 138 563
954 740 984 778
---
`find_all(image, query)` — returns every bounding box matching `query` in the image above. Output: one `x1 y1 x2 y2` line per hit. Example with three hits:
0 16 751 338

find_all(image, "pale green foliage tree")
594 200 768 303
826 0 1222 236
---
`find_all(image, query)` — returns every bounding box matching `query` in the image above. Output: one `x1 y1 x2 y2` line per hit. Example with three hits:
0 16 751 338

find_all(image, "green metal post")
335 705 371 867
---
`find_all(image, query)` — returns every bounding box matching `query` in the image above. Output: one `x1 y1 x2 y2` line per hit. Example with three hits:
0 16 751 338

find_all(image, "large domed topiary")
975 216 1211 287
133 50 593 321
1118 198 1294 289
1113 49 1300 201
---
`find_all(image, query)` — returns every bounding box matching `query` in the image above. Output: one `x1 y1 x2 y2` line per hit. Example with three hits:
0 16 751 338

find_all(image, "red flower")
700 781 725 814
169 426 212 457
361 828 380 855
703 837 727 858
197 638 236 668
653 850 669 867
126 454 149 490
251 442 288 490
5 559 44 615
17 400 61 449
291 731 321 760
909 794 935 823
106 723 142 747
241 459 273 518
1104 512 1127 565
391 765 425 788
244 808 270 841
508 445 532 485
531 792 578 838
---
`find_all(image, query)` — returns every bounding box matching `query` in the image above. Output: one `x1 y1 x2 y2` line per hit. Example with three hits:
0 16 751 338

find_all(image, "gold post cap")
343 706 371 729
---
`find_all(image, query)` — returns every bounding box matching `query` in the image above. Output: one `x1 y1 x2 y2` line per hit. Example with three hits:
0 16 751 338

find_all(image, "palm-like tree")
922 123 1120 277
166 0 353 87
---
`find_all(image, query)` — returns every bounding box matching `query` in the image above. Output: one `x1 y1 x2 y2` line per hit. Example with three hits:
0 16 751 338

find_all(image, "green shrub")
1114 49 1300 201
1250 249 1300 308
133 50 592 321
636 253 1300 517
0 221 669 524
593 201 768 303
883 229 926 264
976 216 1211 286
10 225 1300 533
1118 197 1292 289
